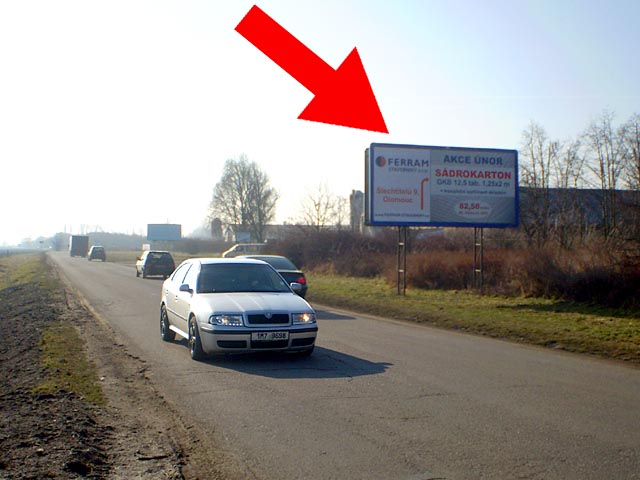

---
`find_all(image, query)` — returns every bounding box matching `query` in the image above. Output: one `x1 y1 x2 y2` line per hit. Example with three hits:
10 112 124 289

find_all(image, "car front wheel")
189 316 205 361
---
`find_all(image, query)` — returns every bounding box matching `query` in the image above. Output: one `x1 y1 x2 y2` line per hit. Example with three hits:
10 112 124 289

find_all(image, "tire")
160 305 175 342
142 269 147 279
189 316 205 361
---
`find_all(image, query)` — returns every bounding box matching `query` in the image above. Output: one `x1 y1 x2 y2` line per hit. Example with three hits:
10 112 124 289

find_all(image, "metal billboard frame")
365 142 519 295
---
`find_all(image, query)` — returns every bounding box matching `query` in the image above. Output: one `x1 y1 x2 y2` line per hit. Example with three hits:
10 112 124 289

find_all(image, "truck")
69 235 89 257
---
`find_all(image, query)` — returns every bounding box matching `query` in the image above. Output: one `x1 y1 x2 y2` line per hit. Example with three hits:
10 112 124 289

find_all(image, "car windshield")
197 263 291 294
251 256 297 270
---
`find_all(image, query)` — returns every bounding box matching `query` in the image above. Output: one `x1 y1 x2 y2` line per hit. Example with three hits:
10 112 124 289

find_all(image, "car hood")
194 292 313 314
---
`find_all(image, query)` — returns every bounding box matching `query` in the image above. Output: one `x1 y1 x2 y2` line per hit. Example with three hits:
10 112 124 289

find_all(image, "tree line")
207 154 347 242
209 110 639 251
520 110 639 249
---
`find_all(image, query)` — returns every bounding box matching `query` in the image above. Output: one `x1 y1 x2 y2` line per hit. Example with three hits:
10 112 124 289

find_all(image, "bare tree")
619 113 640 244
297 183 347 232
552 139 589 248
209 155 278 242
520 121 559 247
584 110 626 239
554 138 585 189
333 195 349 230
620 113 640 192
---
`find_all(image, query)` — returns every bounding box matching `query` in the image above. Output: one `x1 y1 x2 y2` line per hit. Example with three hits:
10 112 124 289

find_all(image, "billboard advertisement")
147 224 182 241
366 143 518 227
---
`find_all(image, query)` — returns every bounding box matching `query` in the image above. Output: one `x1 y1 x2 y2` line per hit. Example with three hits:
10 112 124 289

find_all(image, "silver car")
160 258 317 360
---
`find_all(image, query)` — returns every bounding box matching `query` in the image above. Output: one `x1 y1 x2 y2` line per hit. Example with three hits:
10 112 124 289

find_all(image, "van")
222 243 267 258
136 250 176 279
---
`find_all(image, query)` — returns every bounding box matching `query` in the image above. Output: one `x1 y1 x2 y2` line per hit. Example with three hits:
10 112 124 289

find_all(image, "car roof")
238 254 299 266
185 258 268 265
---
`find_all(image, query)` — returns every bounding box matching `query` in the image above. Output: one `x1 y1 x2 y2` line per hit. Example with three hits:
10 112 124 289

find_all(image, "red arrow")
235 5 388 134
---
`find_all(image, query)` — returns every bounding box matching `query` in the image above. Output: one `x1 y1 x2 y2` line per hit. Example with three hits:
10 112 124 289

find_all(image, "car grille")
247 313 290 325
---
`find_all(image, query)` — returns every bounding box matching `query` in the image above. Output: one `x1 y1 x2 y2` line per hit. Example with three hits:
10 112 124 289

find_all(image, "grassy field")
305 273 640 365
0 254 105 404
0 252 58 292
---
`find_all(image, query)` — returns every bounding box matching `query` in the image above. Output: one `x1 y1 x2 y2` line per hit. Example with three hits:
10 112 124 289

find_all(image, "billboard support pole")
397 226 407 296
473 227 484 293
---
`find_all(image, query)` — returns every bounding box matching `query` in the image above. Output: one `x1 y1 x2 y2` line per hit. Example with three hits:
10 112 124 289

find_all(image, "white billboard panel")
366 143 518 227
147 223 182 241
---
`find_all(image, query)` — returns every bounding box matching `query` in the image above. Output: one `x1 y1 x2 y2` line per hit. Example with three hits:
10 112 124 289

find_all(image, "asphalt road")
50 251 640 480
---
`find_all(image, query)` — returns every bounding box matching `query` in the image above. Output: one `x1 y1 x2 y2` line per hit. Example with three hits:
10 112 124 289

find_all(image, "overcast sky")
1 0 638 245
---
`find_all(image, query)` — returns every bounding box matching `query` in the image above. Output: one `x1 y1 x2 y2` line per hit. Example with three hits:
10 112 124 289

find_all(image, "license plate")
251 331 289 341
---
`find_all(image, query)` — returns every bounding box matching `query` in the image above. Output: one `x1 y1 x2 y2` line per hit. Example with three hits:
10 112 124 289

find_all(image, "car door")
173 261 199 334
164 262 191 329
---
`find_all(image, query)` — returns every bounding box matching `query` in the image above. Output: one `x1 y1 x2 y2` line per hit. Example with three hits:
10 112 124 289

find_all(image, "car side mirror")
179 284 193 294
290 282 302 293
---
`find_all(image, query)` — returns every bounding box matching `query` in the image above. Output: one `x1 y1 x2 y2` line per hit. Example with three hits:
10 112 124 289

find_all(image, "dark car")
87 246 106 262
239 255 308 298
136 250 175 279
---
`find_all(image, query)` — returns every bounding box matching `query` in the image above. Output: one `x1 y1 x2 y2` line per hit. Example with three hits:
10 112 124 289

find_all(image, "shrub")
398 252 472 290
564 260 640 309
271 229 639 308
273 229 391 277
511 249 567 298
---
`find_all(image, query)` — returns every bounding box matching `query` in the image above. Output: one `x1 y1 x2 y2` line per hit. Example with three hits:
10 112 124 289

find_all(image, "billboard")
147 224 182 241
366 143 518 228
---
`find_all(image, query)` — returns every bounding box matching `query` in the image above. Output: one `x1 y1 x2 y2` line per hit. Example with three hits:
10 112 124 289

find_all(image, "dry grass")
1 254 105 404
306 273 640 364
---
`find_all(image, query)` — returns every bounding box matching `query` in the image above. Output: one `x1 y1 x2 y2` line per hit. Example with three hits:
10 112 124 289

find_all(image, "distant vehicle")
222 243 267 258
69 235 89 257
136 250 175 279
239 255 308 298
160 258 317 360
87 245 106 262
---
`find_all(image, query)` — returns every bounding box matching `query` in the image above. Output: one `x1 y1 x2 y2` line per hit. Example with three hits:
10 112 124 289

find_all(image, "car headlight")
292 312 316 324
209 314 244 326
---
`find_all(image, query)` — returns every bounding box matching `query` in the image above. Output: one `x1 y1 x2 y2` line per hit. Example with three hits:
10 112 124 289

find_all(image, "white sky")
1 0 639 245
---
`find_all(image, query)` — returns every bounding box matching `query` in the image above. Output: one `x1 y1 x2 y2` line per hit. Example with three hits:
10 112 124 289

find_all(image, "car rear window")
149 252 172 261
253 256 297 270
